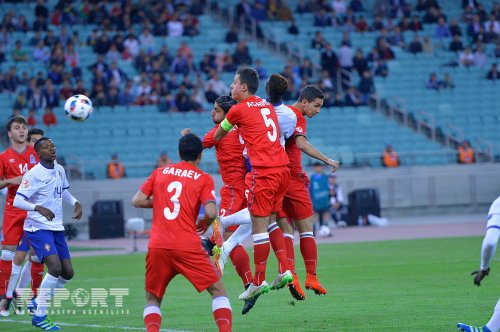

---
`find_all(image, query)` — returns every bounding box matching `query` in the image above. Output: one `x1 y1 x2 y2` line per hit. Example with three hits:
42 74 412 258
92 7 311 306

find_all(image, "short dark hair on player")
298 85 325 102
34 137 51 152
178 133 203 162
216 95 237 114
28 128 44 142
6 116 27 131
236 67 259 94
265 73 288 104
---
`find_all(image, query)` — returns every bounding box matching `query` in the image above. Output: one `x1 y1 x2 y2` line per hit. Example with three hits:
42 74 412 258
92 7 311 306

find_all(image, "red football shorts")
1 206 27 246
219 184 247 232
145 247 220 299
245 166 291 217
277 172 314 221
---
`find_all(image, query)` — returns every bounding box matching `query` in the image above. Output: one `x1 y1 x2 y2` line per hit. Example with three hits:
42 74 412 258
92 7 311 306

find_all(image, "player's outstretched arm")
295 136 339 172
0 175 23 190
472 226 500 286
131 190 153 209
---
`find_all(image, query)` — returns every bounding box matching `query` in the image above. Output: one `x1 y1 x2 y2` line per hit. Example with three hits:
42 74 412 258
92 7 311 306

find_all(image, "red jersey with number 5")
225 96 289 168
0 146 38 207
140 161 216 250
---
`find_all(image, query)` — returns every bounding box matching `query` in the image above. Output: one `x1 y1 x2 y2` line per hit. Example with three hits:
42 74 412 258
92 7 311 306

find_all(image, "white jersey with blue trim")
273 103 297 147
17 162 69 232
488 196 500 216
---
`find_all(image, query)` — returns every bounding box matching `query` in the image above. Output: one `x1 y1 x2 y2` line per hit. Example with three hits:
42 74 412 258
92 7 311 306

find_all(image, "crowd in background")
0 0 499 123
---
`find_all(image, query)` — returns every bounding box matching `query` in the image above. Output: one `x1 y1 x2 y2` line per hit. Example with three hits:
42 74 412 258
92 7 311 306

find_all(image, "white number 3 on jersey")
164 181 182 220
260 108 277 142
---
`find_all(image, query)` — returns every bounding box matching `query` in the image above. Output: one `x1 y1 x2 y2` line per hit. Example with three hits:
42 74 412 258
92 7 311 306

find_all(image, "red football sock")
284 234 295 274
31 262 44 297
299 232 317 275
0 259 13 295
229 245 253 286
143 306 162 332
268 223 288 273
253 233 270 286
212 297 232 332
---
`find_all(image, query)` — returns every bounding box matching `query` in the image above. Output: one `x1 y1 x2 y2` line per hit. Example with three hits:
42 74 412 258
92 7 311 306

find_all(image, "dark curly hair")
265 73 288 105
215 95 237 114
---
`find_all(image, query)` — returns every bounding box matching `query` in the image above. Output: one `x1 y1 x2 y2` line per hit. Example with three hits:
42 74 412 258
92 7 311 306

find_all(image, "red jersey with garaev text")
285 105 307 174
225 96 289 168
203 125 246 186
140 161 216 250
0 146 38 207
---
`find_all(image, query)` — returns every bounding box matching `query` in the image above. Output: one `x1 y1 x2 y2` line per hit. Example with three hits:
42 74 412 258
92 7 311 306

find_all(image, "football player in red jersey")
132 134 232 332
277 85 339 300
214 68 292 301
0 117 43 316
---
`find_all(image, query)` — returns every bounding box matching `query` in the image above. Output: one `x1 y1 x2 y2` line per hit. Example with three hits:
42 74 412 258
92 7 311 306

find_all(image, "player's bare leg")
277 217 305 301
214 225 252 276
206 280 233 332
295 217 327 295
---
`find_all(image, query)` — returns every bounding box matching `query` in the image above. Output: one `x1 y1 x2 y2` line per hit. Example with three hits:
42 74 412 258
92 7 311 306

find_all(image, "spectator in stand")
11 41 29 62
381 144 400 168
123 33 140 60
33 40 50 64
35 0 49 20
314 8 333 27
442 73 455 89
355 15 369 32
288 18 300 35
225 25 239 43
33 15 48 32
358 70 375 104
299 57 314 80
435 17 451 39
296 0 311 13
139 27 156 54
377 38 395 60
459 47 475 67
409 15 423 31
487 63 500 80
332 0 347 14
42 107 57 127
205 71 229 97
29 87 46 112
353 48 369 76
390 27 406 48
44 30 59 49
371 15 385 31
73 79 89 96
408 34 423 54
235 0 252 19
108 87 120 107
255 59 268 80
467 14 482 38
474 45 488 68
232 41 252 66
457 140 475 164
108 61 127 87
485 25 499 43
449 35 464 52
350 0 364 12
13 92 27 112
27 109 37 127
344 87 362 107
422 35 434 53
398 16 411 31
204 82 218 103
311 31 327 50
119 82 136 105
107 154 126 179
156 151 172 168
168 13 184 37
449 17 462 36
321 43 338 78
183 14 200 36
59 80 73 100
426 72 443 90
374 58 389 77
43 82 59 108
485 14 500 35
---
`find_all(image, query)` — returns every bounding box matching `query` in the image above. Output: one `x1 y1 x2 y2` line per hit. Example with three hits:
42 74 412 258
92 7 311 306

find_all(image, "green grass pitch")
1 236 499 331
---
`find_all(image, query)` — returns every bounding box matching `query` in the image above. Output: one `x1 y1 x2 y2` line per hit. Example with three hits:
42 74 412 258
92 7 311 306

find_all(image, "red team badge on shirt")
23 179 29 188
296 127 304 133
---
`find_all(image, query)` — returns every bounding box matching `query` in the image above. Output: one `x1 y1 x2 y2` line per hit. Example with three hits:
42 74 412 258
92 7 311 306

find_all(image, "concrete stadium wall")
1 163 498 239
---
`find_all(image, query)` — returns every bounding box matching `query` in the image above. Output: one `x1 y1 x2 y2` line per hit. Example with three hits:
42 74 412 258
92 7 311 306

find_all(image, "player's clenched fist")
326 158 340 172
471 268 490 286
35 205 55 221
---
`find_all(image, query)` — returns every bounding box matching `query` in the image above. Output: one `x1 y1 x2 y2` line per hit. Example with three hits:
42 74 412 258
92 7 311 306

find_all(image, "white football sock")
35 273 59 317
6 263 22 298
16 260 32 297
219 208 251 228
486 298 500 332
222 223 252 256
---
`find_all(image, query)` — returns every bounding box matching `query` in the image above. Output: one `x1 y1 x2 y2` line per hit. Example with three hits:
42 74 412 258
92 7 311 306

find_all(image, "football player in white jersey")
458 196 500 332
13 137 82 331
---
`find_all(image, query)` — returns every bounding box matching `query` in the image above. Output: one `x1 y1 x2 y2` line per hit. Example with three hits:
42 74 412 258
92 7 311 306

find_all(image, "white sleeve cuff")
62 190 78 206
13 193 36 211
